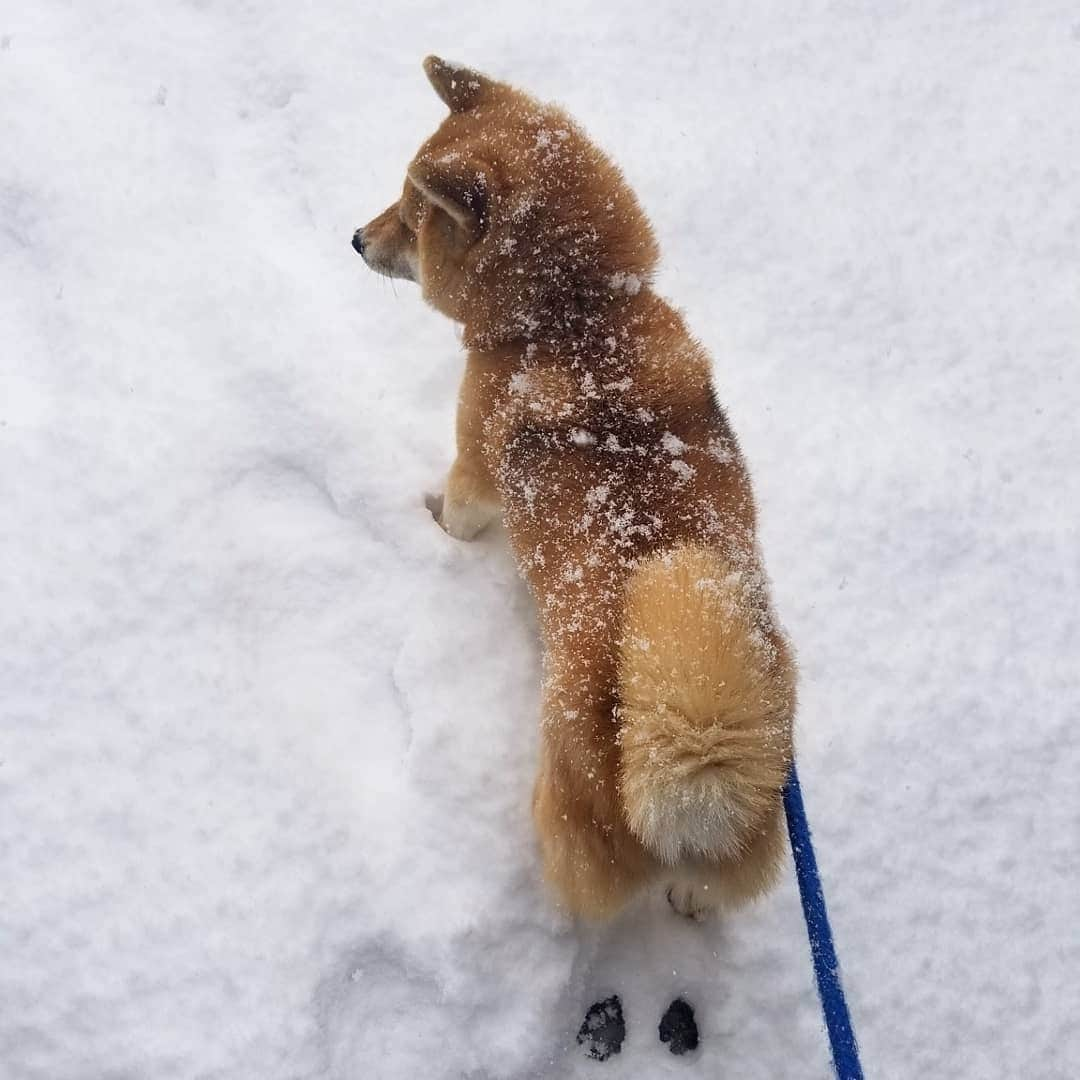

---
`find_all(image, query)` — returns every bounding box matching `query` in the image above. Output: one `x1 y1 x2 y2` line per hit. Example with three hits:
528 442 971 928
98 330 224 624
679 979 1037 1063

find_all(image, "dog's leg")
428 353 502 540
706 802 787 910
531 661 654 918
533 746 649 919
666 803 786 919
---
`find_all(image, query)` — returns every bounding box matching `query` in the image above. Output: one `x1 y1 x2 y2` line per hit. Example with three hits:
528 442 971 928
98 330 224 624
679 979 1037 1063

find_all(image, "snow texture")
2 2 1078 1078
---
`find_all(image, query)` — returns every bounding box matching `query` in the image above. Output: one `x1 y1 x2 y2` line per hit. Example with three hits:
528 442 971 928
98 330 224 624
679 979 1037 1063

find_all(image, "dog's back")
477 291 795 917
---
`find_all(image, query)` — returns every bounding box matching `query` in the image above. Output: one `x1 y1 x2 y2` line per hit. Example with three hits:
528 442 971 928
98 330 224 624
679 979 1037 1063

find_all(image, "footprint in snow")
659 997 699 1055
577 994 699 1060
576 995 625 1061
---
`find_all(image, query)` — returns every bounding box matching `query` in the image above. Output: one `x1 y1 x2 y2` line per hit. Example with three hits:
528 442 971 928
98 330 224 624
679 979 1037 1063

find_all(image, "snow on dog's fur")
355 56 796 919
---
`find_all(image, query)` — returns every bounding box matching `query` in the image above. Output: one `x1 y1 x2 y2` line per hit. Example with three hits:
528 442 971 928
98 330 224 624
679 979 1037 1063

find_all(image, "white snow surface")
2 3 1078 1078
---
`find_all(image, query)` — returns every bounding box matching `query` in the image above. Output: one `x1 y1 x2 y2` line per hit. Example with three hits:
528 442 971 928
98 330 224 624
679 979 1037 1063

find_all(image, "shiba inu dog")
354 57 796 921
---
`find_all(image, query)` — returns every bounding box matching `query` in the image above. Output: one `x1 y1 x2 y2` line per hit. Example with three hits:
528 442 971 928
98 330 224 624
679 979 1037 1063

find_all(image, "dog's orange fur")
357 57 796 919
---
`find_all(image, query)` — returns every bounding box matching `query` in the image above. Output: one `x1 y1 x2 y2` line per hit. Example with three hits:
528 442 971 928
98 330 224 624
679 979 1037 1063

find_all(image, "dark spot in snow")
577 995 625 1061
658 997 698 1055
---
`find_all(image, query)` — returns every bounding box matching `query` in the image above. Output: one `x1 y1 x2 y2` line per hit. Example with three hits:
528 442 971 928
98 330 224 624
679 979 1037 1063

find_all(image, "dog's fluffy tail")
617 543 796 865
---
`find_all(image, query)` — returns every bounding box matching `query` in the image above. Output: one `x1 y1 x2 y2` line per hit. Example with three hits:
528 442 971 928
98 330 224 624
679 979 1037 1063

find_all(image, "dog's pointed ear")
408 154 489 235
423 55 493 113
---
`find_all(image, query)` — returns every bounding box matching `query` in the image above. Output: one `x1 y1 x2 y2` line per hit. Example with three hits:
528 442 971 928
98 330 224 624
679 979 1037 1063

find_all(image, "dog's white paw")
424 491 496 541
666 882 717 922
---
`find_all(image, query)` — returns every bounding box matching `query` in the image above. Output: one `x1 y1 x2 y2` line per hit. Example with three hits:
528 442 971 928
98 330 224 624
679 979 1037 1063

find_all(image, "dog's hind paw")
666 883 716 922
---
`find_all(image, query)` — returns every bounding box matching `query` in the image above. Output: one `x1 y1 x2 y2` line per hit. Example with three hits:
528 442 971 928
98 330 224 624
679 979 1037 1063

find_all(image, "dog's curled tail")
617 543 796 866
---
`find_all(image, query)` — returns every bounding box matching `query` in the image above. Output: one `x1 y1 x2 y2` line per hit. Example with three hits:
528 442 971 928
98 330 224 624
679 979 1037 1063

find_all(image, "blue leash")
783 763 864 1080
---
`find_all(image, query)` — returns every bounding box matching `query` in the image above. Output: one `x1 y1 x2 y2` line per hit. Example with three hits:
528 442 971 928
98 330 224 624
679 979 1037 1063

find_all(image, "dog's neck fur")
461 281 658 358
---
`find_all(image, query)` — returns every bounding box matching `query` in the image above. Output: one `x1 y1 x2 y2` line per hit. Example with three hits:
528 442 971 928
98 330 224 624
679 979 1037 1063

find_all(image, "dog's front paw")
440 497 493 541
424 491 445 523
423 491 495 541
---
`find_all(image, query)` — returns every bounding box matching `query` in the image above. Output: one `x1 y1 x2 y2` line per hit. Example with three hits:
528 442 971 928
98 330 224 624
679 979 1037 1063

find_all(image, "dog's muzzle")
351 228 366 256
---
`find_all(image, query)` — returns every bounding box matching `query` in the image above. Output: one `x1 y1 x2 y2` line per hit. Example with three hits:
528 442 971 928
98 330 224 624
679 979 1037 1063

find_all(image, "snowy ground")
3 2 1078 1077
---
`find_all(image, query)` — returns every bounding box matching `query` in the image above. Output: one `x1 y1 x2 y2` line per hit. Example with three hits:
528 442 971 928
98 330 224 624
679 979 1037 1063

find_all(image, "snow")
2 2 1078 1078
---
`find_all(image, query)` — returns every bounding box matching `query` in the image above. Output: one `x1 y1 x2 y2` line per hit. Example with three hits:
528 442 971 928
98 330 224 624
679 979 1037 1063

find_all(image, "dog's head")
354 57 659 347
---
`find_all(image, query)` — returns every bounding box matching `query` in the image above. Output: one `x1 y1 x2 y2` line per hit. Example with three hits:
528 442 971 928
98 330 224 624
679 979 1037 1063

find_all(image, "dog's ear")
408 154 488 236
423 55 493 113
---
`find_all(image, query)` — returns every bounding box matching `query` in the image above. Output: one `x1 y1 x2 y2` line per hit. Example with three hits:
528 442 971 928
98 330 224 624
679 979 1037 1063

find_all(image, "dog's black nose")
352 229 366 256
